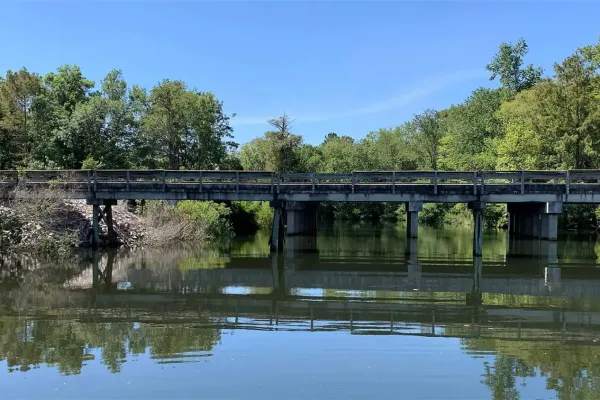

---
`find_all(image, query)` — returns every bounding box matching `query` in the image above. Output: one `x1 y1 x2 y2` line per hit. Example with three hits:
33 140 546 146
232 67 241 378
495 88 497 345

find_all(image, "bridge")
3 169 600 253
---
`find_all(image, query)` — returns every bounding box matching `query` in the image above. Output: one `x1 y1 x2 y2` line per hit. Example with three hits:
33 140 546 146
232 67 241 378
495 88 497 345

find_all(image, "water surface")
2 223 600 399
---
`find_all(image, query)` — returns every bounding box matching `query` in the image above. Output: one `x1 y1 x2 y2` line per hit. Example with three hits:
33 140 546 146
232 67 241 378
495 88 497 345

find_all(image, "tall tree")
141 80 235 170
413 109 444 170
359 124 418 171
486 38 543 92
497 46 600 170
263 113 303 172
26 65 95 168
0 68 42 166
440 88 509 170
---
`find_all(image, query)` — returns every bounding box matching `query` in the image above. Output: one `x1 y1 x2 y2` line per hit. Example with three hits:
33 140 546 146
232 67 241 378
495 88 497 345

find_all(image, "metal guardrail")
1 169 600 196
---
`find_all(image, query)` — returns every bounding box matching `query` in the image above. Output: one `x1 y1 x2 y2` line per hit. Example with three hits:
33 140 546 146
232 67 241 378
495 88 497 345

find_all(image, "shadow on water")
2 222 600 398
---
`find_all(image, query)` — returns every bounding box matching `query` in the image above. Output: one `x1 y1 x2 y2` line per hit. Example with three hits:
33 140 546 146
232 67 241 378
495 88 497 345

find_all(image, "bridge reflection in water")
71 237 600 346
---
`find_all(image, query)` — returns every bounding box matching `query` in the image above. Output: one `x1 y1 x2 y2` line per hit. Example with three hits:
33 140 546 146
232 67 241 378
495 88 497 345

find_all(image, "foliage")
174 201 233 239
560 204 598 232
412 109 443 170
419 203 453 227
81 156 104 170
35 230 80 259
486 37 543 92
239 113 313 173
440 88 509 170
0 67 236 171
0 208 23 254
230 201 273 232
142 200 233 244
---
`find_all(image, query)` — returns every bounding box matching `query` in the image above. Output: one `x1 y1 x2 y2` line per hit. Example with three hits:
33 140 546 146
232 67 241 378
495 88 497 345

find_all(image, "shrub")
419 203 452 227
230 201 273 234
561 204 598 232
175 201 233 239
0 208 23 253
142 200 233 245
483 204 506 229
321 202 398 222
35 230 80 259
81 156 105 170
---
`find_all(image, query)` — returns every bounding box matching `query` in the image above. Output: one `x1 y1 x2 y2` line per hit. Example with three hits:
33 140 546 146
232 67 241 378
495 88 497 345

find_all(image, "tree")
25 65 95 168
486 38 543 93
0 68 42 167
262 113 304 172
42 65 94 114
141 80 235 170
240 138 268 171
440 88 509 170
319 134 360 173
413 109 444 170
359 124 418 171
497 46 600 170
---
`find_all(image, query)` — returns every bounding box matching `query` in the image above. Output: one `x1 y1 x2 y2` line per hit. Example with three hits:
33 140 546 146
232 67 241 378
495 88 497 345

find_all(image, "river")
1 223 600 399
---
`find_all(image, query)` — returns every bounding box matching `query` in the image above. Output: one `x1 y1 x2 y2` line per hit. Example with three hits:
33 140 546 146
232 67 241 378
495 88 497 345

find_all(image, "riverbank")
0 199 147 257
0 197 274 258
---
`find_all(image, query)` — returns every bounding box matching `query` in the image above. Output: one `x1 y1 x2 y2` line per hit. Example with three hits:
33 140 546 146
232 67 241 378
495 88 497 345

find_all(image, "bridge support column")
469 202 485 257
405 202 422 239
540 202 562 241
407 238 421 283
285 201 318 236
87 199 118 248
269 201 285 252
507 202 561 240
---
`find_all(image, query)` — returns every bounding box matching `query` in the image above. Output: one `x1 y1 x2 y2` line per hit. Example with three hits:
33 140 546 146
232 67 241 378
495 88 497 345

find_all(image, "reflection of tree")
464 338 600 400
483 356 535 400
0 316 221 375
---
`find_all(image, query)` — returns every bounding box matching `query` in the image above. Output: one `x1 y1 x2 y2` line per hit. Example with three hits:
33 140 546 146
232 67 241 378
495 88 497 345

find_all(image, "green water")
2 223 600 399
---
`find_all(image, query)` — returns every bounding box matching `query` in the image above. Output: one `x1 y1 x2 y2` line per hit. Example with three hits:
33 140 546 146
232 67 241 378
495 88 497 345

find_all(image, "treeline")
0 67 237 171
1 38 599 229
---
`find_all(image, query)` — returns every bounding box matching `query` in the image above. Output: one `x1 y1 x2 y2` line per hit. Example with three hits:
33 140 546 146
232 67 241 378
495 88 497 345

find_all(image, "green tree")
440 88 509 170
0 68 42 167
141 80 235 169
26 65 95 168
497 46 600 170
486 38 543 93
319 134 360 173
240 138 268 171
413 109 444 170
359 124 418 171
240 113 305 172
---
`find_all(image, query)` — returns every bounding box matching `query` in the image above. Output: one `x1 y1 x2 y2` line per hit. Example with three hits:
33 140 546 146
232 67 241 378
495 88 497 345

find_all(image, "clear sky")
1 1 599 146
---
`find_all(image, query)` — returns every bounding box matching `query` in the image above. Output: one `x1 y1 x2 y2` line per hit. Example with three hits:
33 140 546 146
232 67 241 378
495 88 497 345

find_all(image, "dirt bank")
1 199 148 251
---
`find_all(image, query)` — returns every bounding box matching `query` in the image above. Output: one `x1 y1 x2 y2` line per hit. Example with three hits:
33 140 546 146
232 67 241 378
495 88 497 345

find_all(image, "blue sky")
1 1 599 146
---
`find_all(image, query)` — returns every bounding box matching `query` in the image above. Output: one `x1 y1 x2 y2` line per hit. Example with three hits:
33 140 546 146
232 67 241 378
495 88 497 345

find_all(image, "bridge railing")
3 169 600 195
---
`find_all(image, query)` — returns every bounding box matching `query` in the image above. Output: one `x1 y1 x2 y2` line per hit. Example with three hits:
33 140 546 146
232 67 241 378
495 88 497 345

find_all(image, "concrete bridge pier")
285 201 318 236
508 202 562 240
269 201 285 252
541 202 562 241
405 202 423 239
469 202 485 256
